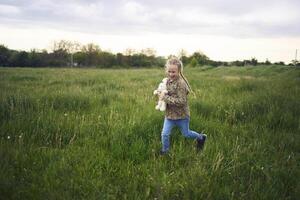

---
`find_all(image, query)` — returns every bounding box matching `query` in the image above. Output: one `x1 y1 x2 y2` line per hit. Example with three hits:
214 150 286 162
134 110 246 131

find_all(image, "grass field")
0 66 299 199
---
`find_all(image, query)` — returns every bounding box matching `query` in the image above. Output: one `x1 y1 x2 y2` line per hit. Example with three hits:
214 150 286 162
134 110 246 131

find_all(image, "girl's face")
166 64 179 80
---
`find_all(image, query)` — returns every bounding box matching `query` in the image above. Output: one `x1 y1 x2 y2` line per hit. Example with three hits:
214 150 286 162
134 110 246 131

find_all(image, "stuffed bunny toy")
153 78 168 111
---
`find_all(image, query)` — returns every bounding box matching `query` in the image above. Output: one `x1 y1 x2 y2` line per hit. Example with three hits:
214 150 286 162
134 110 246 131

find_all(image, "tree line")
0 40 294 68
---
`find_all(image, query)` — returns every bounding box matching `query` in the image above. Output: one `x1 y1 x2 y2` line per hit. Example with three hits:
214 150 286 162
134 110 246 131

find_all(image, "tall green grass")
0 66 299 199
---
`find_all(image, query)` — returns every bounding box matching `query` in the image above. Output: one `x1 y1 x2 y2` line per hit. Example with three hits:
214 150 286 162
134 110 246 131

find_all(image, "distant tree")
190 51 209 65
208 60 223 67
28 49 49 67
82 43 101 53
131 54 145 67
52 40 81 67
9 51 30 67
98 51 116 68
178 49 189 66
181 56 189 66
115 53 127 66
73 51 86 67
274 61 285 66
5 43 288 68
68 42 81 67
81 43 101 66
52 40 80 53
222 62 229 66
0 45 10 66
178 49 187 59
190 57 198 67
250 57 258 66
265 59 271 65
124 48 136 56
49 49 68 67
155 56 166 67
39 50 50 67
243 60 251 66
232 60 244 66
141 48 156 57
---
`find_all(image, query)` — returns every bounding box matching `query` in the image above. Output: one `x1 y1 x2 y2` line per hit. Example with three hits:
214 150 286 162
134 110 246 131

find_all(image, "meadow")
0 65 299 199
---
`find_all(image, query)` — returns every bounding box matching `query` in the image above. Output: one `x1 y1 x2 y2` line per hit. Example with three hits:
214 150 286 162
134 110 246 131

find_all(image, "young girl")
159 57 207 155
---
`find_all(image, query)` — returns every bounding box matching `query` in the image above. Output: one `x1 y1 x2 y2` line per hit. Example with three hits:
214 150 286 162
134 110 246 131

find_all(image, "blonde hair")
165 56 193 93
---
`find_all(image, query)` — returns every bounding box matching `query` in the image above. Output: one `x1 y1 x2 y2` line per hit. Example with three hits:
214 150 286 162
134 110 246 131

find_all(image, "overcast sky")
0 0 299 63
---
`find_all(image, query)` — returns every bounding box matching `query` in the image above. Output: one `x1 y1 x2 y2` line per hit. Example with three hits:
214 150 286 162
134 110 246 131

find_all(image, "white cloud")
238 3 299 26
56 2 104 19
0 0 299 63
120 1 153 23
175 8 229 26
1 0 299 37
0 4 21 15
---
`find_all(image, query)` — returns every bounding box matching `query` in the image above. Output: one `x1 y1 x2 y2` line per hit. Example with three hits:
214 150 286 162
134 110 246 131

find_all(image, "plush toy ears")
162 78 168 82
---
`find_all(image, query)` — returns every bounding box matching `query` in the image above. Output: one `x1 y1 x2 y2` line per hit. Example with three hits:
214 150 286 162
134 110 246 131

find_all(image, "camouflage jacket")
162 77 190 120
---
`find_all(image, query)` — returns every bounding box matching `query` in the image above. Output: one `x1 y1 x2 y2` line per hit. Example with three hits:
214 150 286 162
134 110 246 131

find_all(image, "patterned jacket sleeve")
163 80 187 106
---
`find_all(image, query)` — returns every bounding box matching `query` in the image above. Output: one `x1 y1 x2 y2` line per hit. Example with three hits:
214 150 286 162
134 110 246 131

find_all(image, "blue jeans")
161 117 205 152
